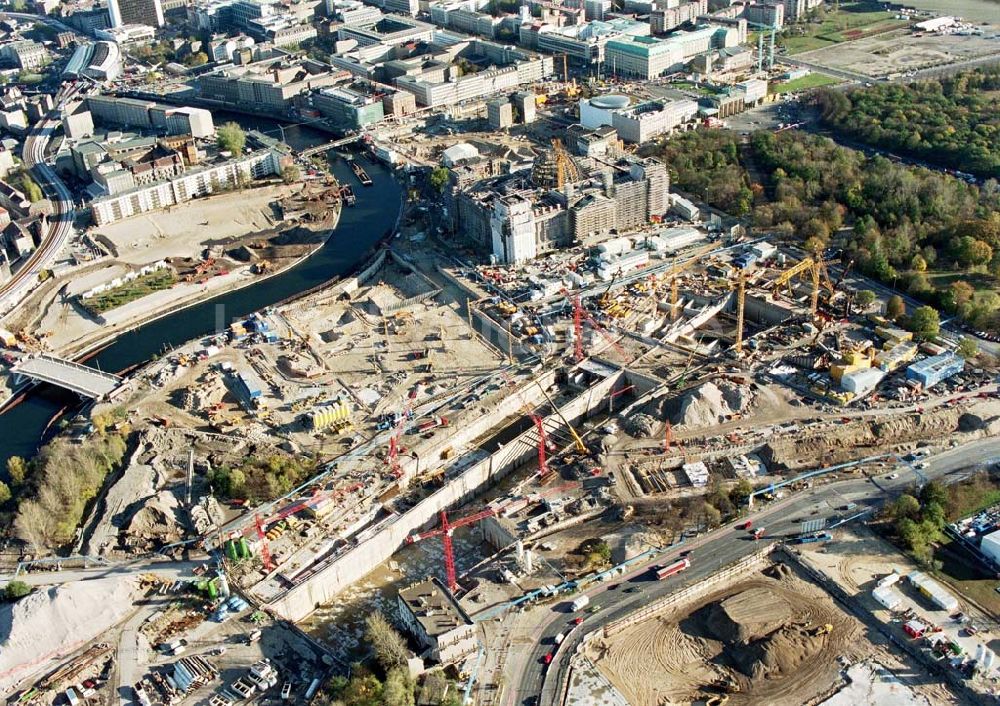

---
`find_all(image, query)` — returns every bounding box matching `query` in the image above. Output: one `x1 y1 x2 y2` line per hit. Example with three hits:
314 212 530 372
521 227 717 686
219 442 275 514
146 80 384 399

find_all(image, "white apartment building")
91 149 284 225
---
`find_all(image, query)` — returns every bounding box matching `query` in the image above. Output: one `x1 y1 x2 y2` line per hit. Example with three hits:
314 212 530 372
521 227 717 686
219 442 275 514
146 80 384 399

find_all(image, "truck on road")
752 527 766 540
570 595 590 612
654 558 691 580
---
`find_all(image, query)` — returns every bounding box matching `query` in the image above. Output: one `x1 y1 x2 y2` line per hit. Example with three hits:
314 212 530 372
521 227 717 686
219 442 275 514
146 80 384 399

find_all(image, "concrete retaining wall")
603 543 775 638
268 370 625 622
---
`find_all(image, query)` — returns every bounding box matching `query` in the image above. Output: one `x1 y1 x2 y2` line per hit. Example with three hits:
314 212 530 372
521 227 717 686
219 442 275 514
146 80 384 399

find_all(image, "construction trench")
265 362 661 621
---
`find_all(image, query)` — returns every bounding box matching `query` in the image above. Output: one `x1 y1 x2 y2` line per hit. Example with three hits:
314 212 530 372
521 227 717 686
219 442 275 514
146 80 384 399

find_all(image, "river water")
0 117 403 472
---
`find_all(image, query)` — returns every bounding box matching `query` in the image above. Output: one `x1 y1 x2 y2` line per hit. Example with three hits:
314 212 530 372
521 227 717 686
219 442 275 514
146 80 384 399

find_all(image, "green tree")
382 668 414 706
4 580 32 601
10 0 27 11
0 481 10 505
6 456 27 486
702 502 722 529
891 494 920 522
855 290 876 310
282 164 301 184
216 121 246 155
958 337 979 359
910 254 927 271
886 294 905 321
429 167 450 194
183 51 209 67
17 173 42 202
341 673 382 706
729 478 753 506
909 305 940 340
919 481 948 509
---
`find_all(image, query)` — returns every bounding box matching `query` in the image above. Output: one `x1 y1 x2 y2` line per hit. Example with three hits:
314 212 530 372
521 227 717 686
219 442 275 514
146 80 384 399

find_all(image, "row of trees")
814 67 1000 179
888 481 949 567
206 454 317 502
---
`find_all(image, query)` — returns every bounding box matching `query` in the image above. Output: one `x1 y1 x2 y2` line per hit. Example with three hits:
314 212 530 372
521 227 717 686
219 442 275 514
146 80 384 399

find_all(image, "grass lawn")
81 268 177 315
780 3 907 54
771 73 842 94
934 540 1000 615
669 81 719 96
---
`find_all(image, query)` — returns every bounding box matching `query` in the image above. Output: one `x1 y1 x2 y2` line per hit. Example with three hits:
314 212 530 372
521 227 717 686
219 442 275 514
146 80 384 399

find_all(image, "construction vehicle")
706 695 730 706
811 623 833 637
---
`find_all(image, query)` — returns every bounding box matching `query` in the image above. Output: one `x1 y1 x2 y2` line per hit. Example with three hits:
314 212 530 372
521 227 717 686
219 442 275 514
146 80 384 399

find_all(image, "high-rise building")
108 0 165 28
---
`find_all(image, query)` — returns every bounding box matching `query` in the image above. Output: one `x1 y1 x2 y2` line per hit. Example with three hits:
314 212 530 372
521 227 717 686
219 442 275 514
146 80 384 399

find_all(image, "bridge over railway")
11 353 123 399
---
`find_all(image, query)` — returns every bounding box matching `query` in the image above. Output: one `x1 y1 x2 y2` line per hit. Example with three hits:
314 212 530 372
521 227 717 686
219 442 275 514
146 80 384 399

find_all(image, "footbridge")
298 134 364 158
11 353 123 399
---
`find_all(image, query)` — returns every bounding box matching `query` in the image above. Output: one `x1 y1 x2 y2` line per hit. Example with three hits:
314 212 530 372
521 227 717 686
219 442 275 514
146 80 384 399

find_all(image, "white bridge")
11 353 123 399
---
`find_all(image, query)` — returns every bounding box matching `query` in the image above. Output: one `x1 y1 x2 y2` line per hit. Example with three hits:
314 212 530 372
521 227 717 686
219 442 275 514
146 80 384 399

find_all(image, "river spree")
0 118 402 472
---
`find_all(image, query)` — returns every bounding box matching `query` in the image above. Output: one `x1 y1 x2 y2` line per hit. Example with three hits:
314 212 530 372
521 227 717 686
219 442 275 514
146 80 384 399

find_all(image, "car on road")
625 586 641 594
543 653 553 665
572 617 584 626
887 473 899 480
588 605 602 613
608 583 620 591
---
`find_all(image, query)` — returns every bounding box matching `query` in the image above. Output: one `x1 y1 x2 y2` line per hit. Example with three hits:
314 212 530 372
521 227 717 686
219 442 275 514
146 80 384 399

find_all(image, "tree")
364 613 409 671
0 481 10 505
919 481 948 509
891 494 920 522
216 122 246 155
6 456 26 486
909 305 940 340
183 51 209 67
382 668 414 706
729 478 753 506
855 290 876 310
4 580 32 601
429 167 450 194
341 673 382 706
910 254 927 272
282 164 301 184
702 502 722 529
17 173 42 202
945 281 975 311
958 337 979 359
886 294 905 321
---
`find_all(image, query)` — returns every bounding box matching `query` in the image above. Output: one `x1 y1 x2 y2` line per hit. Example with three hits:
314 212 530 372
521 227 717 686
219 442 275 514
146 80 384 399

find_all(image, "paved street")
502 436 1000 706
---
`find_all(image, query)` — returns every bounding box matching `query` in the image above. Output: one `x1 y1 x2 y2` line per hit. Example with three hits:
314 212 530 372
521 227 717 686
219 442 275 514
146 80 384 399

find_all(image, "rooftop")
399 577 474 638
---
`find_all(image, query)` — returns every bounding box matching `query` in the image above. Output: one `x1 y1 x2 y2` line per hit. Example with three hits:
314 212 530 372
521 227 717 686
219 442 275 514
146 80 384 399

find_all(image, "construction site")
8 134 1000 706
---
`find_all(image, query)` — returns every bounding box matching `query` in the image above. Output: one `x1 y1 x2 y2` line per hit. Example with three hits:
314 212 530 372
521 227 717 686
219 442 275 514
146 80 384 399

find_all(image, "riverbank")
0 154 401 472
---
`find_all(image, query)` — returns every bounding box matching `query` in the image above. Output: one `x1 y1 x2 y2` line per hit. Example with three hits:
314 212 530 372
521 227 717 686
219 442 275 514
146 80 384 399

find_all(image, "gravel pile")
0 577 137 693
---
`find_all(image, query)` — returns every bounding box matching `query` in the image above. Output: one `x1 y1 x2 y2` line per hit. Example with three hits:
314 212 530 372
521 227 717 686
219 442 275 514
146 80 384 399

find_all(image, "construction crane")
735 270 746 354
746 19 778 72
562 288 629 362
387 384 421 478
663 419 672 455
405 484 578 592
254 513 274 572
501 371 554 478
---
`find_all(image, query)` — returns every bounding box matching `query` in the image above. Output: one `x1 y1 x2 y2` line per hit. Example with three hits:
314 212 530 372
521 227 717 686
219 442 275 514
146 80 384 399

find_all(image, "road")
502 436 1000 706
0 558 202 587
0 91 79 318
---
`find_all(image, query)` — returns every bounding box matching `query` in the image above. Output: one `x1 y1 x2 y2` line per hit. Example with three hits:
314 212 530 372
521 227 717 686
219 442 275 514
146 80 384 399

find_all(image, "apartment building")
86 95 215 138
397 579 478 665
91 148 286 225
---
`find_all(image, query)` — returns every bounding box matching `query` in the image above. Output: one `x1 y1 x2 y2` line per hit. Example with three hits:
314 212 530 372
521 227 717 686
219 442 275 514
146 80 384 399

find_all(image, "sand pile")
706 587 792 644
729 621 825 681
674 382 731 428
0 576 138 693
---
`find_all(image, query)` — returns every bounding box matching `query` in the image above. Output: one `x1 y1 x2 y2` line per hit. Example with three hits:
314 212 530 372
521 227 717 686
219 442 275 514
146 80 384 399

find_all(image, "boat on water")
340 184 356 206
351 161 373 186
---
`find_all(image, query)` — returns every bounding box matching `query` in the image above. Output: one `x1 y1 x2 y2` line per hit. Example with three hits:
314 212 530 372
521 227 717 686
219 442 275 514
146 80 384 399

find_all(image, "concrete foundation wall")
268 370 624 622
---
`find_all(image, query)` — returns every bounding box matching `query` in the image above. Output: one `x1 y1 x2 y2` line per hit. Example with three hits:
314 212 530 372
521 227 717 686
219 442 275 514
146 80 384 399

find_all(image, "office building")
397 578 478 665
513 91 536 124
108 0 165 28
906 352 965 389
744 2 783 29
313 86 385 129
86 95 215 138
610 98 698 142
1 41 48 70
487 98 514 129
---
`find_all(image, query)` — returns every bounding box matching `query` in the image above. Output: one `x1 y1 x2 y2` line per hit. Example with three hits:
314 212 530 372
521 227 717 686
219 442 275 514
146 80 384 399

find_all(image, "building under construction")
450 146 670 264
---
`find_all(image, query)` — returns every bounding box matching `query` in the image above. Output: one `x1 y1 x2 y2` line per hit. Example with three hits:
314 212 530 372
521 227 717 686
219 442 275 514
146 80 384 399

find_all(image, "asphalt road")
0 558 203 587
504 436 1000 706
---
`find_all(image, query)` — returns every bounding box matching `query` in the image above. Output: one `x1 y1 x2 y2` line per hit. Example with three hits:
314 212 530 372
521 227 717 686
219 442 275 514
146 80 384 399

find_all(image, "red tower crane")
406 484 580 592
387 384 421 478
254 513 274 572
533 415 549 477
563 289 629 361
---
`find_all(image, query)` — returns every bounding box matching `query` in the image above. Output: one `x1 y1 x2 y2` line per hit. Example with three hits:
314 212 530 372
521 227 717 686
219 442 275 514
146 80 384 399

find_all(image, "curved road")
0 90 78 318
504 436 1000 706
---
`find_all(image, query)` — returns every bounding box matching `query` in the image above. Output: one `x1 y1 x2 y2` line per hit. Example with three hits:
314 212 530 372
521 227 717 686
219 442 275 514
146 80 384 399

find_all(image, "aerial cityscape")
0 0 998 703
